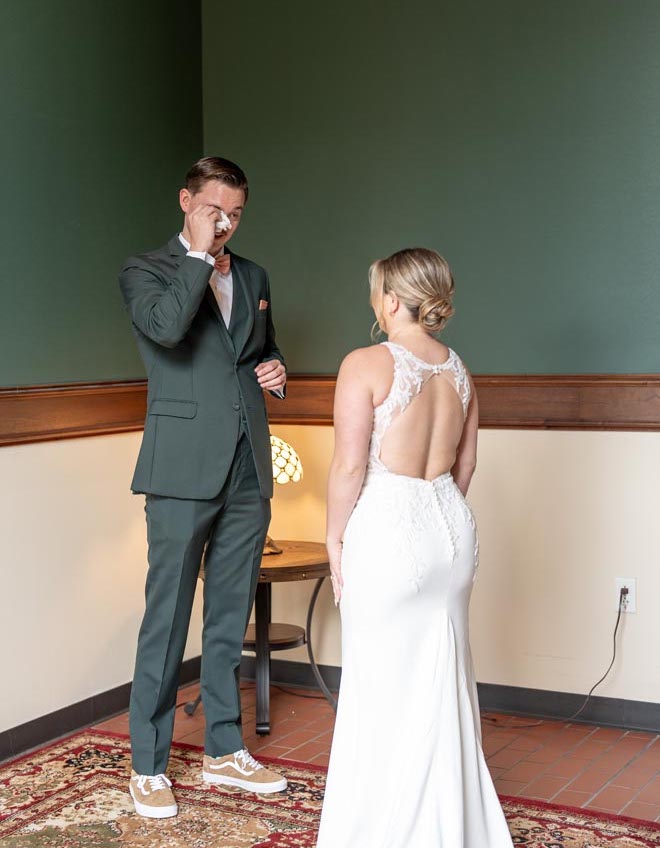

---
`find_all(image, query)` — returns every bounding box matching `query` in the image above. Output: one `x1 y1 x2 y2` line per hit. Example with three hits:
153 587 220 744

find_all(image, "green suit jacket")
119 235 285 500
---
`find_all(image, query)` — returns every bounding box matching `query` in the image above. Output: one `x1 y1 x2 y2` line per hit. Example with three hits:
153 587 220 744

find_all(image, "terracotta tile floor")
94 681 660 823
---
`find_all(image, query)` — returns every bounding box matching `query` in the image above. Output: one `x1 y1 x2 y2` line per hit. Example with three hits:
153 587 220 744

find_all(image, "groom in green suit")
120 157 287 819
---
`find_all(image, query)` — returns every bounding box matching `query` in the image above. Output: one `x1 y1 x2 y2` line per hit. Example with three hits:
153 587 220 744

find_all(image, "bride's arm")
452 374 478 497
326 350 375 602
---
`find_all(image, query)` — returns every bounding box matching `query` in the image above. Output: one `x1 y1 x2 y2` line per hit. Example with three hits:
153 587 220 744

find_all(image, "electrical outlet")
614 577 636 613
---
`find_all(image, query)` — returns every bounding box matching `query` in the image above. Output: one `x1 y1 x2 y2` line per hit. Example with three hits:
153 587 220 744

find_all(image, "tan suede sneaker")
129 770 178 818
202 749 287 793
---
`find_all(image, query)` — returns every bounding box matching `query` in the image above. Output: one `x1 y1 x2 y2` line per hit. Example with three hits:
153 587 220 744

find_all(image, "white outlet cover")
614 577 636 613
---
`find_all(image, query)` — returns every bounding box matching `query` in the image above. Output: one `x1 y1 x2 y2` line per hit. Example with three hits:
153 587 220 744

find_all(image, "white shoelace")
135 773 172 794
236 749 263 771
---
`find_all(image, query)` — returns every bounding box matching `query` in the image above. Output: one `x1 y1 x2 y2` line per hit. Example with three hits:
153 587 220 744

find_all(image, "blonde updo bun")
418 294 455 333
369 247 456 334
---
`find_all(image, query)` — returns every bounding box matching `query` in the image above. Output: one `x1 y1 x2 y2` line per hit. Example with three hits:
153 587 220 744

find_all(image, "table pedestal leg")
255 583 271 735
306 577 338 710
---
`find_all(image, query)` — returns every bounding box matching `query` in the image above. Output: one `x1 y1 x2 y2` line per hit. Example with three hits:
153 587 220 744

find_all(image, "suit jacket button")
233 402 240 411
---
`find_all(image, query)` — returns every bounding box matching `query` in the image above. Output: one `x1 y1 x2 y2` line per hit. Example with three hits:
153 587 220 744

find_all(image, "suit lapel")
228 250 255 358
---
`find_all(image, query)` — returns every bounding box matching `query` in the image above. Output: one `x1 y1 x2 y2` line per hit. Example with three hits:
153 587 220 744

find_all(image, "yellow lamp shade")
270 435 303 485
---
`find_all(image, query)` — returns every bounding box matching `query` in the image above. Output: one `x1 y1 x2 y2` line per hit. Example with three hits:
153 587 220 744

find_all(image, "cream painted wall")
1 424 658 732
0 433 203 733
469 428 660 704
269 425 660 704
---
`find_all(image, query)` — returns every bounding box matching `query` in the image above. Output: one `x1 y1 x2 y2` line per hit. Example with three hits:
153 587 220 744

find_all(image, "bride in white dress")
317 248 513 847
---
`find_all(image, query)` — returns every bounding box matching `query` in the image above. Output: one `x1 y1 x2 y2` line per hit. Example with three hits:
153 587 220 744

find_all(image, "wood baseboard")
1 373 660 447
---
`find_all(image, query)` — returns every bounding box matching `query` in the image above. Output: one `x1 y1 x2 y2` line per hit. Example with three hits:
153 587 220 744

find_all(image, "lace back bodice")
369 341 471 473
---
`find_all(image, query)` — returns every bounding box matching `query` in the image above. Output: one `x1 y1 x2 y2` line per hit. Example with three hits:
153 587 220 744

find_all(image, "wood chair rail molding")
1 373 660 447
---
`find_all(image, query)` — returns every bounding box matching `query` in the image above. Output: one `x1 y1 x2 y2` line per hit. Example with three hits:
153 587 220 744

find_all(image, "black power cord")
272 684 330 700
481 713 543 730
483 586 628 731
565 586 627 722
482 714 543 729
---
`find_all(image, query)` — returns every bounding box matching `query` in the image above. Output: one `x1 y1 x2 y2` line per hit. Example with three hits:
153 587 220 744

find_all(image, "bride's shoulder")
338 343 391 375
337 345 394 406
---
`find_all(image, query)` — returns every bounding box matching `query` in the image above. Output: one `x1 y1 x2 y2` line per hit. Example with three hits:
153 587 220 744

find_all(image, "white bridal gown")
317 342 513 848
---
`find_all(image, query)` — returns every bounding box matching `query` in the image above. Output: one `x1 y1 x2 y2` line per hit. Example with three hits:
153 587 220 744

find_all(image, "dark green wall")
203 0 660 374
3 1 659 384
1 0 202 385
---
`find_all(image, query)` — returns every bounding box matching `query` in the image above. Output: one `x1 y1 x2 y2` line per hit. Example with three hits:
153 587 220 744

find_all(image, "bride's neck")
387 324 429 345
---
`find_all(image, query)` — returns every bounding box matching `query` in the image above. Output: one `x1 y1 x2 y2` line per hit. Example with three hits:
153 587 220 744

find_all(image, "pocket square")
258 299 268 310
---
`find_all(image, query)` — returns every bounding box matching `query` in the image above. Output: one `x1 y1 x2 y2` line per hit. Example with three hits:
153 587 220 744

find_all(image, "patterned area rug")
0 730 658 847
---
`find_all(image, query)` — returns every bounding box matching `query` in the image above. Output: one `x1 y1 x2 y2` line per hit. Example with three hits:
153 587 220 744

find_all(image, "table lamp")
263 435 303 555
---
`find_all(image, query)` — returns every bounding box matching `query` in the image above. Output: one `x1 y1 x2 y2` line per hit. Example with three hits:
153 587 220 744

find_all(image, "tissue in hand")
214 210 232 234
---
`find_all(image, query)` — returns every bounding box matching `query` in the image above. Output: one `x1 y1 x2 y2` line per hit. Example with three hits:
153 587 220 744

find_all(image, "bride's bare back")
369 339 475 483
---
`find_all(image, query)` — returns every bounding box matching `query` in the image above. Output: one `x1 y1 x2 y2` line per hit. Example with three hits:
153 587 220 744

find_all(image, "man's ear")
179 188 191 214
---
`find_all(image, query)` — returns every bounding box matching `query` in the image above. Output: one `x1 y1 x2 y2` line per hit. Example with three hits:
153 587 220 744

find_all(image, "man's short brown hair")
185 156 249 201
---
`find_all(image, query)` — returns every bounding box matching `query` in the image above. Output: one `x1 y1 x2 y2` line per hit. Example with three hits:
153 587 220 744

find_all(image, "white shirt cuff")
187 250 215 267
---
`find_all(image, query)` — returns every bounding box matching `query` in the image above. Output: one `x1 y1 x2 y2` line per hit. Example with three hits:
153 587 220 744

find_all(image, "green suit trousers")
129 432 270 775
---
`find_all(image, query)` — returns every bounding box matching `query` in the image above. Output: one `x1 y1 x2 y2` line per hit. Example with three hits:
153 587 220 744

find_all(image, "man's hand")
255 359 286 392
187 204 219 254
